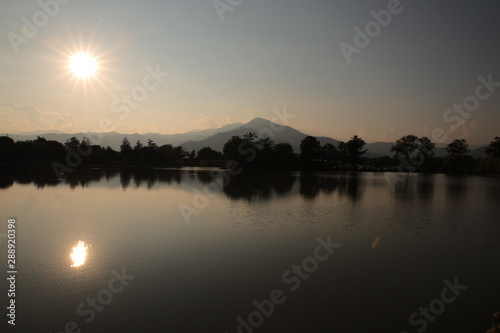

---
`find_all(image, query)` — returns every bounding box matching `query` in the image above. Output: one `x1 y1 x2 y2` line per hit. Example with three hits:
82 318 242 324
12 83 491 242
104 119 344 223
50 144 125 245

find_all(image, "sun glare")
47 32 121 101
70 241 89 267
69 53 97 79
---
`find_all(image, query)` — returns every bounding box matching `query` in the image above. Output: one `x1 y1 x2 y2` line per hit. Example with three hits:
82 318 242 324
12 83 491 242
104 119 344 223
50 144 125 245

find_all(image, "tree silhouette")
273 143 295 169
4 132 498 174
300 136 321 162
120 137 133 161
346 135 367 168
322 143 338 161
243 132 258 145
478 137 500 173
133 140 144 161
134 140 143 150
197 147 222 161
13 141 34 160
254 137 274 168
444 139 474 173
0 136 14 159
174 146 187 160
65 137 80 151
417 137 435 159
337 141 348 167
120 137 132 151
157 144 176 162
144 139 158 161
485 137 500 158
391 135 418 160
223 135 245 163
391 135 435 169
79 137 92 155
104 146 120 161
445 139 470 155
147 139 157 149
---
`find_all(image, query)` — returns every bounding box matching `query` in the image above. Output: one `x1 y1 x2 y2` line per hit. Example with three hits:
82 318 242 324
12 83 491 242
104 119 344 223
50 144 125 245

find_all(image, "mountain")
362 142 394 158
470 146 487 159
179 117 339 153
5 123 243 151
4 118 489 158
18 129 67 135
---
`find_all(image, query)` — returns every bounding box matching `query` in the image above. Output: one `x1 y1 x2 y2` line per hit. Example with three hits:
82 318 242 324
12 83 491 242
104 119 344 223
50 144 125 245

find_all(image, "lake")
1 166 499 333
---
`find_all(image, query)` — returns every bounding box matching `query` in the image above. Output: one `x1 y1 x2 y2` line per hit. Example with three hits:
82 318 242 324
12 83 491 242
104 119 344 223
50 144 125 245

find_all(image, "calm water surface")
0 167 499 332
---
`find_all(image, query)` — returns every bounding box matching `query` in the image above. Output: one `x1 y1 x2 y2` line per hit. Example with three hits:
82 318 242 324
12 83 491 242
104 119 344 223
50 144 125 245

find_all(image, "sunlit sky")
1 0 499 144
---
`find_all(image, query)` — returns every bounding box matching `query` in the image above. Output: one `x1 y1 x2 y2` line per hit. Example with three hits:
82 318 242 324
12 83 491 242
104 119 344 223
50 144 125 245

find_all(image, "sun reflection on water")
70 241 89 267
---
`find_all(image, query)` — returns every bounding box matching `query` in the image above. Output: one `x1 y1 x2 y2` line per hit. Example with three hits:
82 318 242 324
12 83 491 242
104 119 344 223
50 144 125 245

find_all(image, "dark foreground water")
0 167 499 333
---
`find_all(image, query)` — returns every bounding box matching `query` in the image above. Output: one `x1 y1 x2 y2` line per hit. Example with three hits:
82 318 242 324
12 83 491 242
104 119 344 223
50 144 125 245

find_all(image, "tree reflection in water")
0 166 369 202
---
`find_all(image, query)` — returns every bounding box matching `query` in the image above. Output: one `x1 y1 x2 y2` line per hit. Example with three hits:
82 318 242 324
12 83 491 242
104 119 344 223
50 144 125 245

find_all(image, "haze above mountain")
5 118 487 158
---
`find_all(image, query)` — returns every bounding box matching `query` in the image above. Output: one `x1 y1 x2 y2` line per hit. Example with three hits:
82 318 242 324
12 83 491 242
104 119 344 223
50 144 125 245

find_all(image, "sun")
69 53 97 79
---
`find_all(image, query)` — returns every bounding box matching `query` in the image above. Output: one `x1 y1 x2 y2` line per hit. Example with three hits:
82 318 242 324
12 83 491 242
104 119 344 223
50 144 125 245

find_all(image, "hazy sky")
1 0 499 144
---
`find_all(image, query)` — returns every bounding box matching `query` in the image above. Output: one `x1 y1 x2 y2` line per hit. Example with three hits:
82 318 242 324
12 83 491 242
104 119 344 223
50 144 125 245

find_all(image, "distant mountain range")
180 117 340 153
4 118 488 158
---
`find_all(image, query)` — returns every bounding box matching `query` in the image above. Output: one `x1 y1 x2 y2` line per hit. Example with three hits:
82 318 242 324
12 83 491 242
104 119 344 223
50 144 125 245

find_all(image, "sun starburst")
69 53 97 79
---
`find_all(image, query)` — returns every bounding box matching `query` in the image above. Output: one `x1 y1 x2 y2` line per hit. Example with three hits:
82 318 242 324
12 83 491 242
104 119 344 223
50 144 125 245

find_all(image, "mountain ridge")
3 118 488 158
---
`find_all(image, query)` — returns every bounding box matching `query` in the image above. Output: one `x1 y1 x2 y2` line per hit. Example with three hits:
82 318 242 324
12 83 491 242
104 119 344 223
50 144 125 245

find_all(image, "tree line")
0 136 194 166
0 134 499 173
390 135 500 173
220 132 500 173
